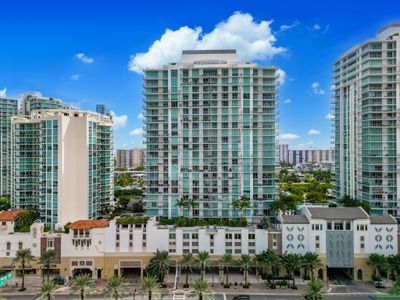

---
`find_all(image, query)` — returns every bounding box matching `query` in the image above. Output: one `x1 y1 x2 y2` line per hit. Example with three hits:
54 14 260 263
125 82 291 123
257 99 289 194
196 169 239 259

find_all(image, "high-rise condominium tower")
144 50 278 219
11 109 113 227
333 24 400 217
116 148 144 169
21 92 68 115
0 98 18 198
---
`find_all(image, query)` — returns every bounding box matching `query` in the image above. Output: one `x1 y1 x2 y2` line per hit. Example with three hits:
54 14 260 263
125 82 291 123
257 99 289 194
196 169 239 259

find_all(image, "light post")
132 288 136 300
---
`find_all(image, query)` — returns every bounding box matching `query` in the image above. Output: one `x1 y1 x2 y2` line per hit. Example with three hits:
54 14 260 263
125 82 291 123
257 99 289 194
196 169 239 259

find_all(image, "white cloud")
129 128 144 137
326 113 334 120
110 111 128 130
279 20 300 32
137 113 145 120
313 24 321 30
70 74 80 80
0 88 6 98
284 98 292 104
129 12 285 73
312 82 325 95
276 69 286 86
308 129 320 136
279 133 300 140
75 53 94 64
292 141 314 150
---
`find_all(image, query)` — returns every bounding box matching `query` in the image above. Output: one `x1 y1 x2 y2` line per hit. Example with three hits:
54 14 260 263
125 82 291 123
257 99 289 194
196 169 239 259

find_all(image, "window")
327 223 332 230
234 233 241 239
6 242 11 251
47 238 54 249
18 242 23 250
248 233 255 240
315 236 320 249
225 233 232 239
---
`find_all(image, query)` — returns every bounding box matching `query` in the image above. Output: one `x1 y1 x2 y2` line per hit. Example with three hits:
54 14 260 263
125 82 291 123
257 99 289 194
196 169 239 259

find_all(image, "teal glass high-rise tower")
333 24 400 218
144 50 279 219
0 98 18 198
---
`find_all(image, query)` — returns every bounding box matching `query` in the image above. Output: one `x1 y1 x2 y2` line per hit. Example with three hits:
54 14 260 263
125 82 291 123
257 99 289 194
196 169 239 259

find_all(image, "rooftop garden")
116 216 150 225
159 217 248 227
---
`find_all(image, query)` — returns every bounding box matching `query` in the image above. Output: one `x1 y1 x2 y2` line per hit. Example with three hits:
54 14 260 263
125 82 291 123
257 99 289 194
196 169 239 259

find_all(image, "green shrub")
116 216 150 225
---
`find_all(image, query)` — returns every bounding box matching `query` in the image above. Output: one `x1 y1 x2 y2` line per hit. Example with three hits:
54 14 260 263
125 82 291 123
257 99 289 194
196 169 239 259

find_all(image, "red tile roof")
0 210 28 222
68 219 109 230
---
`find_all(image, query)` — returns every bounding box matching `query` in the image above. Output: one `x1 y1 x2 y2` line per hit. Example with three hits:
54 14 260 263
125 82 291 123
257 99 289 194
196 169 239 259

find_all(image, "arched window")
6 242 11 251
18 242 23 250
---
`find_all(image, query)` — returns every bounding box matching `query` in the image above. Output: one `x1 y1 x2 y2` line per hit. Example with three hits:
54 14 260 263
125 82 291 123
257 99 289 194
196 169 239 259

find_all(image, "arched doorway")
357 269 363 281
318 269 324 280
97 269 102 279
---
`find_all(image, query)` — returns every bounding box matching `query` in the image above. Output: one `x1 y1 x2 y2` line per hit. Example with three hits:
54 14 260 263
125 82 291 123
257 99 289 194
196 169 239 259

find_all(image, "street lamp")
132 288 136 300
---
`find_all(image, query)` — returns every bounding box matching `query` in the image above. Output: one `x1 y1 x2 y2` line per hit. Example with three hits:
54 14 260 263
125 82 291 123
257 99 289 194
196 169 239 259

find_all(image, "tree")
303 280 326 300
257 217 271 229
238 195 251 218
269 253 282 285
339 195 370 213
387 255 400 280
13 248 35 291
40 249 57 282
114 173 134 187
190 279 212 300
390 277 400 295
180 253 195 288
186 199 198 217
368 253 387 282
0 198 10 211
71 274 96 300
220 254 235 286
237 254 252 286
15 211 36 232
302 252 322 281
176 198 188 216
34 280 58 300
283 253 303 289
140 275 161 300
146 249 174 284
196 251 210 280
105 276 129 300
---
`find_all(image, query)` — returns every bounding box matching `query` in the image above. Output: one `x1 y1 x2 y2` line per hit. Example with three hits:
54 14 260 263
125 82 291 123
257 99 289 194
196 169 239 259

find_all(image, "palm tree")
269 253 282 285
15 211 35 230
387 255 400 280
180 253 195 288
196 251 210 280
237 254 252 286
220 253 235 286
303 280 325 300
175 198 188 216
390 277 400 294
105 276 129 300
40 249 57 282
140 275 161 300
238 195 251 218
71 274 96 300
34 280 58 300
13 248 35 291
283 253 303 289
191 279 212 300
302 252 322 281
231 199 241 217
186 198 198 217
146 249 174 284
368 253 387 282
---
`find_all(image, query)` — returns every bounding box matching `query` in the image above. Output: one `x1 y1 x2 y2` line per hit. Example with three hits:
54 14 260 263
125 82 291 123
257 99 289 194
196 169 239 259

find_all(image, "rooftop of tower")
179 49 239 65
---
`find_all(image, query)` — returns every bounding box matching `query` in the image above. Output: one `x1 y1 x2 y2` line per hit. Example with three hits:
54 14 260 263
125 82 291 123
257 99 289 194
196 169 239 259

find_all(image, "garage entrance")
119 260 142 280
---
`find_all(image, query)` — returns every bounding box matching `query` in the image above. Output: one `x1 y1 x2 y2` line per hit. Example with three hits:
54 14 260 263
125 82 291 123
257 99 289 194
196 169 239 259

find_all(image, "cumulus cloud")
279 133 300 140
75 53 94 64
308 129 320 136
276 69 286 86
110 111 128 129
284 99 292 104
313 24 321 30
137 113 145 120
326 113 334 120
279 20 300 32
0 88 6 98
70 74 80 80
129 12 285 73
312 82 325 95
129 128 144 136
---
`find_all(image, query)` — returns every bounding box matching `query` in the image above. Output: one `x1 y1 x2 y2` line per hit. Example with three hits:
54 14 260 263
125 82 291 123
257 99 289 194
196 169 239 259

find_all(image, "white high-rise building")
333 24 400 218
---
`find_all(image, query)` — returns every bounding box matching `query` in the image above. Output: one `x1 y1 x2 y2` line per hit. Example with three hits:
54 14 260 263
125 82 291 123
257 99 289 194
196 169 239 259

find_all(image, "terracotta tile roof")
0 209 28 222
68 219 109 230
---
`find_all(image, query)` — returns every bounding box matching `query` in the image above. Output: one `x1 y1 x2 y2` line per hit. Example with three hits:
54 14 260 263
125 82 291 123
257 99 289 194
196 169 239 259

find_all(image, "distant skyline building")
333 24 400 217
144 49 279 219
96 104 111 116
21 92 67 115
278 144 333 165
0 98 18 198
11 109 113 227
116 148 144 169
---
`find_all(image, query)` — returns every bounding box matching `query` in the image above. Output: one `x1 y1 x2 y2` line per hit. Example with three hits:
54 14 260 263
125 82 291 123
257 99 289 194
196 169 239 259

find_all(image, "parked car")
233 296 250 300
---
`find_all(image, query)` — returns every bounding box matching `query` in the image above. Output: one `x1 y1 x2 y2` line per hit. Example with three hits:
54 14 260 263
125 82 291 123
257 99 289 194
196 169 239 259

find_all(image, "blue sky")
0 0 398 149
